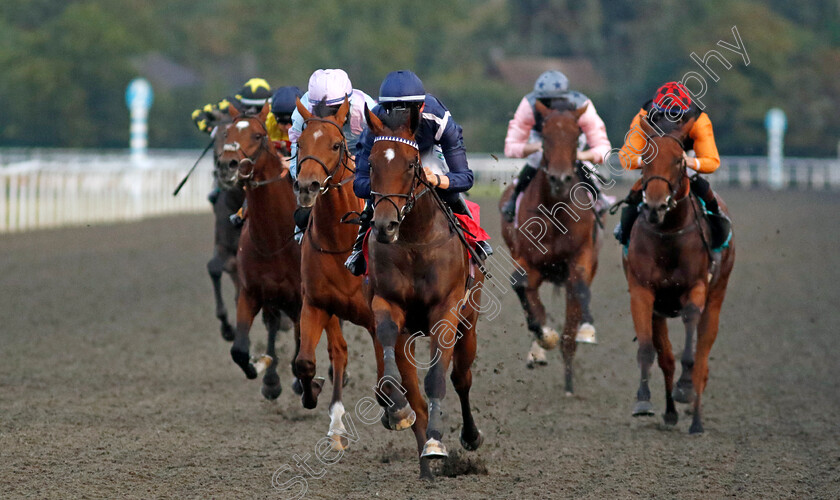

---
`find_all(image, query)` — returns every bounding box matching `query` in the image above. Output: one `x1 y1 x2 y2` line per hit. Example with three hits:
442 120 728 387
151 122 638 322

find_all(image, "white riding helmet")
308 69 352 106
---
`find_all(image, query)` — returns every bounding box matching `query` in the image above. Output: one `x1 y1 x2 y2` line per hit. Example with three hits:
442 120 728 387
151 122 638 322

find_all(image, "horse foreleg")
371 296 414 431
570 247 597 344
296 300 328 409
674 283 707 405
395 333 433 480
690 287 724 434
512 262 557 360
561 285 582 395
629 282 656 417
231 290 261 379
208 254 235 341
652 316 677 425
324 315 350 450
260 308 283 400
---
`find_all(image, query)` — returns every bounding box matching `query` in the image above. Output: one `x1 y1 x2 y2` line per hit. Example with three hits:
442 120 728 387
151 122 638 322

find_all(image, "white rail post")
765 108 787 190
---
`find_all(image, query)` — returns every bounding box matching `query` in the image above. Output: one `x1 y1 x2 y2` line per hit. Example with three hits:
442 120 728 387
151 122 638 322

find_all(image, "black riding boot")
690 175 731 249
293 206 312 244
344 202 373 276
576 161 605 215
451 196 493 260
614 189 643 246
502 164 538 222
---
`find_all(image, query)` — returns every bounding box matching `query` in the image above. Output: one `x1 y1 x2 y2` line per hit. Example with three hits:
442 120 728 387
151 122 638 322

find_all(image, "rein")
298 117 355 193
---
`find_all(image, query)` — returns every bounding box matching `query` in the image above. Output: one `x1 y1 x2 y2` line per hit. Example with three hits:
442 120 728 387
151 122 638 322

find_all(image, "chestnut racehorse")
624 116 735 433
365 106 484 480
219 103 303 400
499 101 602 395
292 96 383 450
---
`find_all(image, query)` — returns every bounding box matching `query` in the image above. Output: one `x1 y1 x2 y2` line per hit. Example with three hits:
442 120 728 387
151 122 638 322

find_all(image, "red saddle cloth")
362 200 490 274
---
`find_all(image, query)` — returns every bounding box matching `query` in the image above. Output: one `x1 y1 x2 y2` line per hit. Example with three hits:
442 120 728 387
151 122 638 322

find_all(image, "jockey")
614 81 731 248
501 70 612 222
345 69 493 276
289 69 376 240
267 85 303 157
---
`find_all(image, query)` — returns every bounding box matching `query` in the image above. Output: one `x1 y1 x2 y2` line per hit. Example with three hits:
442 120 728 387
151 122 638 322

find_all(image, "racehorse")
623 116 735 433
292 96 383 450
499 101 602 395
206 118 245 342
364 105 484 480
218 103 303 400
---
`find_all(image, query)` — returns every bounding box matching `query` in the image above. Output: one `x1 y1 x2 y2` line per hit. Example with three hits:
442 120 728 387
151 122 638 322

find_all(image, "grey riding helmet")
533 70 569 99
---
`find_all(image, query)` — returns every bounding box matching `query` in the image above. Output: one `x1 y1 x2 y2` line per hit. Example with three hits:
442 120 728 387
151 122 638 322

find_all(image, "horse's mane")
312 98 340 118
380 106 420 134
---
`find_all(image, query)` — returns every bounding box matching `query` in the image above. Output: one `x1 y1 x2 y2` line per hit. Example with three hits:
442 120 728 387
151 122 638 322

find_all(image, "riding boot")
451 196 493 260
613 188 643 246
344 202 373 276
501 164 538 223
293 206 312 244
229 199 248 228
690 175 731 249
576 161 608 216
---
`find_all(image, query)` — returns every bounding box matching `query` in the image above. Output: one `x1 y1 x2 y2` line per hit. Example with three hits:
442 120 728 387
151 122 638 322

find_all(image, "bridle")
369 135 429 224
223 115 286 189
536 110 583 178
297 117 355 194
641 134 688 211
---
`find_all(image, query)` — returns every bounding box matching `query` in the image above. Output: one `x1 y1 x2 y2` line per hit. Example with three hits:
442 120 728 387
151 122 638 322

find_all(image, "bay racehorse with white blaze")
364 105 484 480
218 103 303 400
292 96 385 450
500 101 602 395
624 116 735 433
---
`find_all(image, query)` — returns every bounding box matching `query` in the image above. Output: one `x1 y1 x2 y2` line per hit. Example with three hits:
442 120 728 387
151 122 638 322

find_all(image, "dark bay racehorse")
624 116 735 433
499 101 602 394
292 96 383 450
207 119 245 342
365 106 484 480
218 103 303 400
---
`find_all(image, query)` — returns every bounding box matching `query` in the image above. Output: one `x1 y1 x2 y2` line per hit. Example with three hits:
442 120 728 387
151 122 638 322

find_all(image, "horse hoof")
536 327 560 350
662 411 679 426
575 322 597 344
386 403 416 431
632 400 655 417
460 430 484 451
261 382 282 400
421 438 448 459
220 323 235 342
672 383 695 404
291 377 303 395
231 349 257 379
526 341 548 369
328 432 349 451
689 421 704 434
301 377 325 410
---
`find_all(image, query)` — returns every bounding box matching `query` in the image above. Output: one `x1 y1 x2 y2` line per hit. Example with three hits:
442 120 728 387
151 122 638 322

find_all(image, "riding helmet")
652 81 692 113
308 69 352 106
236 78 272 107
271 86 303 123
533 70 569 99
378 70 426 104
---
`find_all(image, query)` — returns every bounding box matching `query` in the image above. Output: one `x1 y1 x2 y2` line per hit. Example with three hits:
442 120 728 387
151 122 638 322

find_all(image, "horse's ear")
335 96 350 126
228 104 240 119
409 106 421 135
534 99 550 118
639 114 656 138
365 103 384 135
258 102 270 123
574 102 589 120
679 115 697 139
295 97 311 121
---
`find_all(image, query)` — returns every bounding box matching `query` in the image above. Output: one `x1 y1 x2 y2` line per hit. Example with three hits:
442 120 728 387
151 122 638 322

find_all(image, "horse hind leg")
208 255 235 341
451 321 482 452
512 267 558 357
652 316 678 426
259 308 283 400
395 334 433 480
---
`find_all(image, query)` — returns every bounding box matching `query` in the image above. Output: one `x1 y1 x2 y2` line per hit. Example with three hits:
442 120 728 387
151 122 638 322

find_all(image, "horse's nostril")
229 160 238 169
309 182 320 193
386 221 399 233
562 174 573 183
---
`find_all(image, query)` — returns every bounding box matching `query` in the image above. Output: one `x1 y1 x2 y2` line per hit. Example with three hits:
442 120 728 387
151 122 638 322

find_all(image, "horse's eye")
332 143 341 151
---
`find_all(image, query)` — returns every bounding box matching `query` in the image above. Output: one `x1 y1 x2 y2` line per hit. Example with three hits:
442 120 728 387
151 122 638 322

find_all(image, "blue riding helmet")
533 70 569 99
271 86 303 121
379 70 426 104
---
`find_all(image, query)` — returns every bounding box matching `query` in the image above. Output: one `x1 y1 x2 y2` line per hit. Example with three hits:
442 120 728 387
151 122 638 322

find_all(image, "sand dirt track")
1 189 839 499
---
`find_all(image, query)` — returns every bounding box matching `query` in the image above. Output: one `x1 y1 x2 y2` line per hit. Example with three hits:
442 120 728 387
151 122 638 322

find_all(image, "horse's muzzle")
293 180 320 208
547 173 574 195
373 219 399 244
